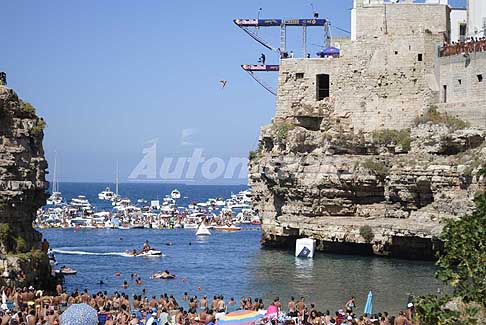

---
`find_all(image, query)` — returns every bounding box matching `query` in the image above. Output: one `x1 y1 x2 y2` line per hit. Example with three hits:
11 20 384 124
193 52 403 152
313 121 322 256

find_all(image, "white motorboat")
129 249 163 257
196 223 211 236
98 187 115 200
47 192 63 205
171 189 181 200
70 196 91 208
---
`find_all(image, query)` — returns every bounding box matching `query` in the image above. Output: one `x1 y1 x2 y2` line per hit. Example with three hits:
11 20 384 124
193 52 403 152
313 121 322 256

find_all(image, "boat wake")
52 249 130 257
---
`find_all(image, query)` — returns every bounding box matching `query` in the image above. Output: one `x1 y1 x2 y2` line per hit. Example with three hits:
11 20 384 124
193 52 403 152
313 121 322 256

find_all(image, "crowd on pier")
0 284 419 325
440 37 486 57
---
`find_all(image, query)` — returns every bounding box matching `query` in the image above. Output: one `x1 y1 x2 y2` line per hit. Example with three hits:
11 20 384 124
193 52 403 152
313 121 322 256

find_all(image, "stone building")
249 0 486 259
277 0 486 132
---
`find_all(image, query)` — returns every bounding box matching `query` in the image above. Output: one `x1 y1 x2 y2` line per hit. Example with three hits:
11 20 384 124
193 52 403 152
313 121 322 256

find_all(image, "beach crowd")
440 37 486 57
0 284 420 325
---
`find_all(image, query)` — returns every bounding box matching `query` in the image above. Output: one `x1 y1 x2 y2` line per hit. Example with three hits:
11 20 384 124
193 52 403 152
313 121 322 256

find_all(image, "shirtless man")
26 310 36 325
296 297 305 313
394 311 407 325
211 296 219 311
175 307 184 325
200 295 208 310
217 296 226 313
288 296 296 313
46 309 59 325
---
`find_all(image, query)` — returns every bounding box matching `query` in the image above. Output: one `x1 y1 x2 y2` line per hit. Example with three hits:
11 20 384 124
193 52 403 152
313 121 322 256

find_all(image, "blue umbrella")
60 303 98 325
364 291 373 315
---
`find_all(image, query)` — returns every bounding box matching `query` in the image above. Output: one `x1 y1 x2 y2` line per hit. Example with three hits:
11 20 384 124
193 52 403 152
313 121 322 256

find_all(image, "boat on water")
196 222 211 236
48 251 57 266
47 153 63 205
55 266 77 275
128 249 163 257
98 187 115 200
171 189 181 200
214 224 241 232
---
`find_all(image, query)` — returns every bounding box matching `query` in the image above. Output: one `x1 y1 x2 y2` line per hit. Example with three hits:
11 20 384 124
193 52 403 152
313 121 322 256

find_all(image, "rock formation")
0 85 53 288
249 104 486 259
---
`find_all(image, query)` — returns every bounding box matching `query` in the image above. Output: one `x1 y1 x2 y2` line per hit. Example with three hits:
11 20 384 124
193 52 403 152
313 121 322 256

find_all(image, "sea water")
41 183 440 315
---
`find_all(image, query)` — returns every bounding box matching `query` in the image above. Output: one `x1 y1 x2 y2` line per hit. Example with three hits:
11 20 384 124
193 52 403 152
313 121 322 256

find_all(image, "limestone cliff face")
249 104 486 260
0 85 52 288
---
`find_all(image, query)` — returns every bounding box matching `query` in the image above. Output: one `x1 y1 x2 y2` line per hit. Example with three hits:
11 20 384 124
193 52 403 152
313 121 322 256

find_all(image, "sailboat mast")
53 153 58 193
115 161 119 196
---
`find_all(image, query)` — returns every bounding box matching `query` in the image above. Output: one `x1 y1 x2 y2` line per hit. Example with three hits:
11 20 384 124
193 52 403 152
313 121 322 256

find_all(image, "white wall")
467 0 486 37
450 9 467 42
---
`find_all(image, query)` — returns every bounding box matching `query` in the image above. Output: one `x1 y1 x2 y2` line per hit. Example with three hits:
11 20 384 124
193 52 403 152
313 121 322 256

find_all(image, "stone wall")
438 51 486 128
0 85 53 289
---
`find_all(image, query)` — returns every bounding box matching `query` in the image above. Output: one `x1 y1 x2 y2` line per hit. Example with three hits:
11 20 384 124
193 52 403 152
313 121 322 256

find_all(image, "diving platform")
234 19 328 27
241 64 279 72
241 65 279 96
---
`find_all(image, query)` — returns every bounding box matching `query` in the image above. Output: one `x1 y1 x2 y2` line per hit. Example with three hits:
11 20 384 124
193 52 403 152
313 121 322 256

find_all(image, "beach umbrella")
364 291 373 315
216 310 264 325
60 303 98 325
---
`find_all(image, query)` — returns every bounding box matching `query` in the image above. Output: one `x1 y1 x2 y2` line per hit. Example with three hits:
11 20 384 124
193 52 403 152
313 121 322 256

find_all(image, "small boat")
183 223 198 229
48 252 57 266
151 271 176 279
129 249 163 257
55 267 77 275
98 187 115 200
171 189 181 200
196 223 211 236
214 225 241 232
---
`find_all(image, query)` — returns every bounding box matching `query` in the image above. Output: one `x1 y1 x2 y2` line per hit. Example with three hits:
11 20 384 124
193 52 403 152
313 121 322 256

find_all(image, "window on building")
395 51 398 55
296 73 304 79
443 85 447 103
458 79 462 85
316 74 330 101
459 23 467 42
478 74 483 82
418 53 423 62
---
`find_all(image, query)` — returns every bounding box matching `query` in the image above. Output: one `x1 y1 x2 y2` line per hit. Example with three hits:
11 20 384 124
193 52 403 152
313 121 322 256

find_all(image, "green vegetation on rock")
415 106 470 130
15 236 27 253
31 118 46 136
359 225 374 243
415 192 486 323
21 102 36 115
361 158 389 178
372 129 411 151
273 122 295 142
249 150 258 160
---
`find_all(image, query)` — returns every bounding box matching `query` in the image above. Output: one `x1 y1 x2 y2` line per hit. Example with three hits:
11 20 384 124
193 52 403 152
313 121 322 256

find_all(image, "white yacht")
47 154 63 205
98 187 115 200
171 189 181 200
70 195 91 209
47 192 63 206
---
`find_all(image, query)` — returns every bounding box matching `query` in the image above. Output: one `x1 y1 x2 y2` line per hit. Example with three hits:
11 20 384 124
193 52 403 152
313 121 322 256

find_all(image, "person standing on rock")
41 239 49 253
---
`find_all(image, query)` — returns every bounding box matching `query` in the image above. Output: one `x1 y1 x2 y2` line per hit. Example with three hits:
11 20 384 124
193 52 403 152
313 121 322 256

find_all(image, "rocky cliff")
249 103 486 260
0 85 53 288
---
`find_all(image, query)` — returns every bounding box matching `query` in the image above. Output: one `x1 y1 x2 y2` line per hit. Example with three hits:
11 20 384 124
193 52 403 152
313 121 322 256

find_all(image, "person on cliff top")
259 53 266 65
41 239 49 252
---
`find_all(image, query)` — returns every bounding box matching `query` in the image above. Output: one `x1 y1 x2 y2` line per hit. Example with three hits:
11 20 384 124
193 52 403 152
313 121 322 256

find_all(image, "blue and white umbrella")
60 303 98 325
364 291 373 315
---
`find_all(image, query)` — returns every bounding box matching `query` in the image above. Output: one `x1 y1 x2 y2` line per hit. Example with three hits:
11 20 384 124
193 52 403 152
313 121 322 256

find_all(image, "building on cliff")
0 84 54 289
248 0 486 259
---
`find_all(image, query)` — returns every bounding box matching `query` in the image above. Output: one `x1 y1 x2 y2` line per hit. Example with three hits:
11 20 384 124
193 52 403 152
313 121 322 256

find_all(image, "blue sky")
1 0 465 184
